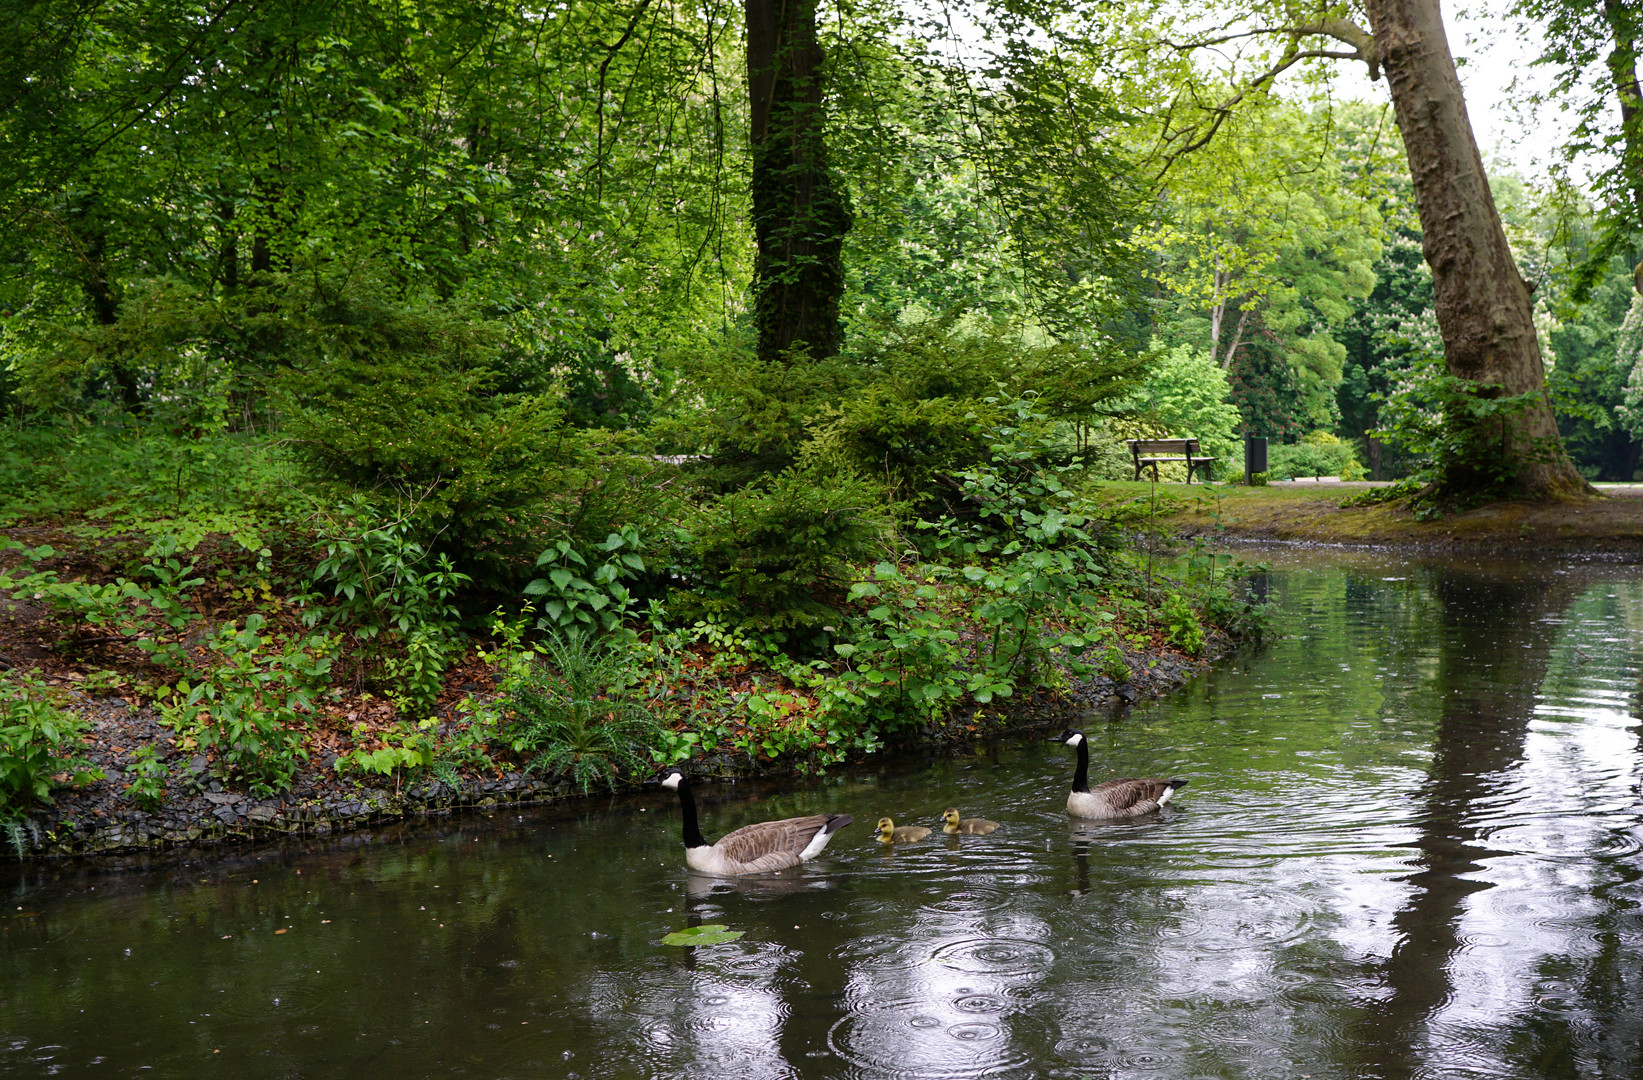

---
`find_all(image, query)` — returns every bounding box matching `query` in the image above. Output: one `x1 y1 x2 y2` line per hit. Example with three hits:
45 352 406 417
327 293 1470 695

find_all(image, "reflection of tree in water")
1353 568 1583 1080
1495 578 1643 1080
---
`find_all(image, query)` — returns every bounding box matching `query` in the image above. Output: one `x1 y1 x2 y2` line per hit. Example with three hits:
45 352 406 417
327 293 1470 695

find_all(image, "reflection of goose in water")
685 869 837 901
1051 730 1188 820
877 817 931 844
661 770 852 876
942 808 999 835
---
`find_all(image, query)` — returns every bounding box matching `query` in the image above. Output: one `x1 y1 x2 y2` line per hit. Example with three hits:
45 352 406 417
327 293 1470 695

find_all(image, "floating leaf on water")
661 924 745 946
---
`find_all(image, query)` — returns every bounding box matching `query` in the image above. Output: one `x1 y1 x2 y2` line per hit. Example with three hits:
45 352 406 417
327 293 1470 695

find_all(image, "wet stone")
212 805 240 825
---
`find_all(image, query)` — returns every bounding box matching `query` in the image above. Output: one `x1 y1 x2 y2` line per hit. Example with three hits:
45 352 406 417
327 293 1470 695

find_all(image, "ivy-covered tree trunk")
1361 0 1593 498
744 0 850 364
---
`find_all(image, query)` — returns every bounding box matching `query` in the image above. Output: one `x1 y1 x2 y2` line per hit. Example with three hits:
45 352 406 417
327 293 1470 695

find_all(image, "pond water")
4 552 1643 1079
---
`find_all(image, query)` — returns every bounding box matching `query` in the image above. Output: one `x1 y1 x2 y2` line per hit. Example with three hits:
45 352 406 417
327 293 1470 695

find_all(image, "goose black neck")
674 776 709 848
1070 738 1090 793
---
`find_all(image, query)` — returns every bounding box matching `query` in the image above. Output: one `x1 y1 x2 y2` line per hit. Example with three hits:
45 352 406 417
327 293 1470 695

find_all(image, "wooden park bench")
1127 437 1217 483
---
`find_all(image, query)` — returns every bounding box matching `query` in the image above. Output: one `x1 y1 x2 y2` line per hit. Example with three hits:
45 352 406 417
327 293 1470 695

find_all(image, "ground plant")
1 673 101 821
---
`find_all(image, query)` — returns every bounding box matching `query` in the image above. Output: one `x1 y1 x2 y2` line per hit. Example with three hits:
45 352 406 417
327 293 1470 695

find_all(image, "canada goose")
941 808 999 835
1051 730 1188 819
660 771 852 876
876 817 931 843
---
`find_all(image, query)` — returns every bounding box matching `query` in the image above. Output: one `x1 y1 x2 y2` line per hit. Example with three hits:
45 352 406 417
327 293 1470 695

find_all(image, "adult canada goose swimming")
876 817 931 843
1051 729 1188 819
941 808 999 835
660 771 852 876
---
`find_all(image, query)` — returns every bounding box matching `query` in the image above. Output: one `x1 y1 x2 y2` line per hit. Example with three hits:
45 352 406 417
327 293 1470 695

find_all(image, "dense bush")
1268 431 1367 481
676 464 893 630
683 312 1144 508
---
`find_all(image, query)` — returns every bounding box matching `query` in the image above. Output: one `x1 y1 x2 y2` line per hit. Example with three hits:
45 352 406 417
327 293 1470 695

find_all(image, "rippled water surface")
5 552 1643 1079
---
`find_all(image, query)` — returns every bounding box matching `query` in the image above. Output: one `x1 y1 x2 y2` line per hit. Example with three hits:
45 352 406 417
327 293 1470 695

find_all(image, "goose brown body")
1054 730 1188 820
876 817 931 843
661 771 852 876
941 808 999 835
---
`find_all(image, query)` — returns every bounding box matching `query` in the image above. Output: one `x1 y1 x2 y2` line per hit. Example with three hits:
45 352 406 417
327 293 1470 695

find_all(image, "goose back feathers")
1055 730 1187 820
661 771 852 876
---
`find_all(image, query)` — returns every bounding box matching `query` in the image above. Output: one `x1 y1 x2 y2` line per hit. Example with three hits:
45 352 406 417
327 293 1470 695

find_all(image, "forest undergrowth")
0 402 1265 856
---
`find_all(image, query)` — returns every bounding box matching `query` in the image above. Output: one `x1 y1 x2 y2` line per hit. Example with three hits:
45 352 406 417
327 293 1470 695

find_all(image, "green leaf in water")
661 924 745 947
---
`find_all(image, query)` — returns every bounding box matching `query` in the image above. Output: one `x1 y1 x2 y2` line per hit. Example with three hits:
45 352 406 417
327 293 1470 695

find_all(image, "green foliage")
1162 591 1206 656
122 743 169 809
497 633 663 794
334 718 437 778
162 616 337 797
1121 344 1242 467
661 924 745 946
1097 644 1131 683
1340 477 1422 508
0 540 204 665
1268 432 1367 481
1 673 101 820
273 269 566 570
524 529 645 638
0 419 305 529
1375 355 1560 504
679 465 892 630
309 518 469 712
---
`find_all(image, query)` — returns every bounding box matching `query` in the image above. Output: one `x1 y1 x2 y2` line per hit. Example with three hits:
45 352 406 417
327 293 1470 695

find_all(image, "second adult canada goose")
942 808 999 835
877 817 931 843
1051 730 1188 820
660 771 852 876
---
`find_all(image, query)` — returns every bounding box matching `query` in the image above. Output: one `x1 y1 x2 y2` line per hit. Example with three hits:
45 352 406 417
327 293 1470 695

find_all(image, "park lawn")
1084 480 1643 554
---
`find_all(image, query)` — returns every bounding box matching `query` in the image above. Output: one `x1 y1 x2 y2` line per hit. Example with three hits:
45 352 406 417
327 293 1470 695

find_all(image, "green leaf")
662 924 745 947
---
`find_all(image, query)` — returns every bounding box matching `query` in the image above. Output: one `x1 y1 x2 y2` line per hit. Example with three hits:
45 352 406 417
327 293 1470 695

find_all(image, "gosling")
941 808 999 835
877 816 931 843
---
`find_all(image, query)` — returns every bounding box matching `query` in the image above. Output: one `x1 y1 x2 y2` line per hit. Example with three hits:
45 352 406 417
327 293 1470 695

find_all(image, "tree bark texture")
1361 0 1592 497
744 0 850 363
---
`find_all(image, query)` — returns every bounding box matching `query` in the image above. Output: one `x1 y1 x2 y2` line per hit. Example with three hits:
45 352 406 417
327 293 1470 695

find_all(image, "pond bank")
6 632 1227 860
1105 481 1643 556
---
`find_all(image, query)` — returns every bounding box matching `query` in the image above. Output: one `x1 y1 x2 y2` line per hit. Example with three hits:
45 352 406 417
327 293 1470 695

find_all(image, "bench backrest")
1127 438 1198 456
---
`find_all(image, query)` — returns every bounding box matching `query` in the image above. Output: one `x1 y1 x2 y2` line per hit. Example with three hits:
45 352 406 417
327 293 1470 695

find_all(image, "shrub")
524 527 645 639
162 616 336 796
678 465 892 629
1 673 101 820
499 634 663 793
272 272 565 574
1268 431 1367 481
309 518 469 711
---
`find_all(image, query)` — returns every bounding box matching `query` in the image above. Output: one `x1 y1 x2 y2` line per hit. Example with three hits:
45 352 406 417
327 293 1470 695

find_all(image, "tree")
1140 97 1383 429
744 0 851 364
1107 0 1593 499
1512 0 1643 297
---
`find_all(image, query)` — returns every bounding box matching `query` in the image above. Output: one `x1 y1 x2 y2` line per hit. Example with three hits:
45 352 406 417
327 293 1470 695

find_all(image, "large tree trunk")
744 0 850 364
1359 0 1592 498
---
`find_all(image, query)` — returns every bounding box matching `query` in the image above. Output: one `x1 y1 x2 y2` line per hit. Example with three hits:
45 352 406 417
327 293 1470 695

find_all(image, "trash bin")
1244 436 1268 485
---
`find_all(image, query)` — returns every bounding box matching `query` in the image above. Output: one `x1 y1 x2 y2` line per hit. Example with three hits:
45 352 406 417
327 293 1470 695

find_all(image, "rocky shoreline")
7 640 1222 860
